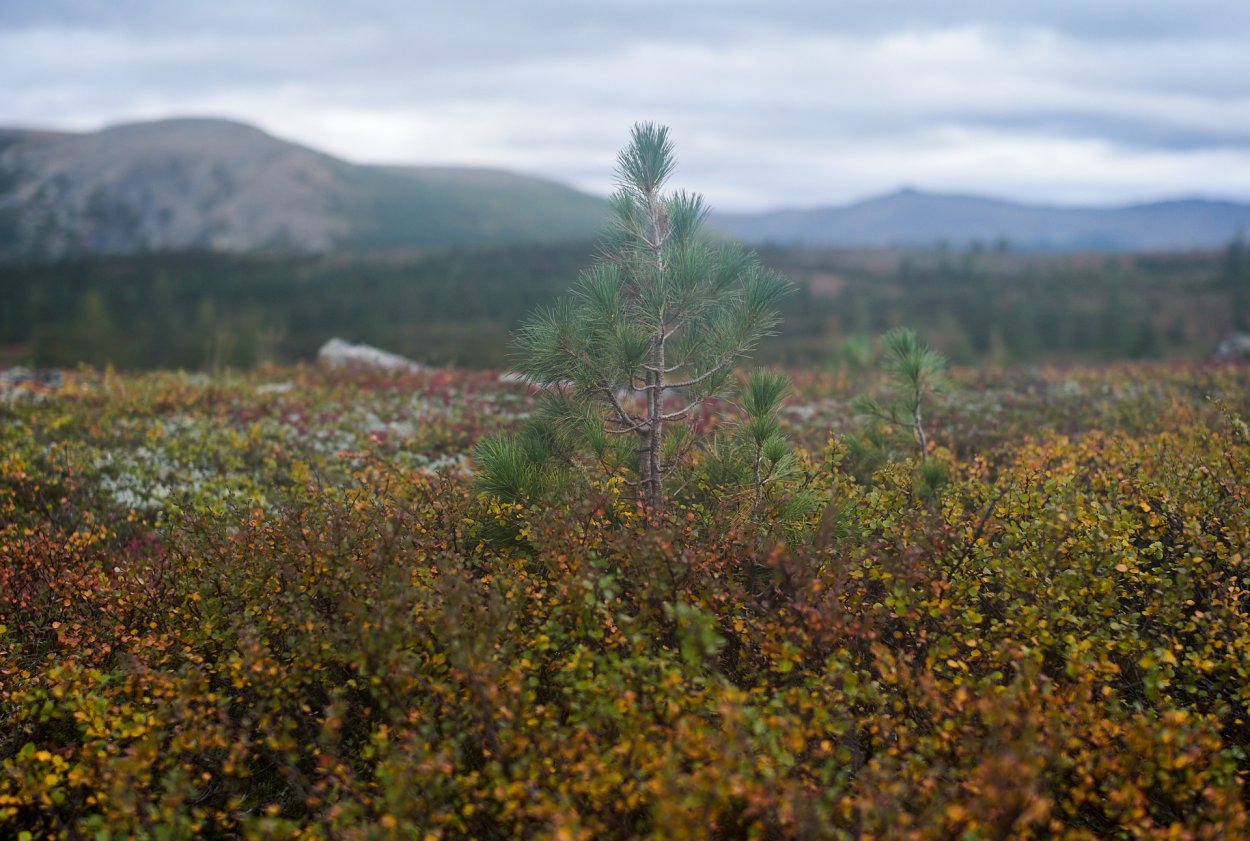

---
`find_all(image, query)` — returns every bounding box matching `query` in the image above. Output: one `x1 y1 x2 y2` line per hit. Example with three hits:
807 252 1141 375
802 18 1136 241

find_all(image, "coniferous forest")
1 236 1247 372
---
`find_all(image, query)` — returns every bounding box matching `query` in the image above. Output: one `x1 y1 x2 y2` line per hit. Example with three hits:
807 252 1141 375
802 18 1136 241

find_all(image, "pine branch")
605 416 652 434
601 384 641 428
665 355 735 390
661 400 702 422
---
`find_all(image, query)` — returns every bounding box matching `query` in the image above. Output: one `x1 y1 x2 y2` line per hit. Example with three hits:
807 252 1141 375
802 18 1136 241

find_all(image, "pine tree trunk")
638 428 655 513
642 187 668 518
638 344 664 517
648 333 666 515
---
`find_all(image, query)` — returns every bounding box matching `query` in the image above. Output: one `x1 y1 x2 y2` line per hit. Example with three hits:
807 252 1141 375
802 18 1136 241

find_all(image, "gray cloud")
3 1 1250 210
12 0 1250 41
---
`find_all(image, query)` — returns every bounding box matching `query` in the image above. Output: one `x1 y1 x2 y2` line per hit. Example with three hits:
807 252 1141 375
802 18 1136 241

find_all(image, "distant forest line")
1 240 1247 371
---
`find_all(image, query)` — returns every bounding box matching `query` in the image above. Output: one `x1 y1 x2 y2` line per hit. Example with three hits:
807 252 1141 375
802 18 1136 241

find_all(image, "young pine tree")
852 327 946 466
474 122 793 521
846 326 950 504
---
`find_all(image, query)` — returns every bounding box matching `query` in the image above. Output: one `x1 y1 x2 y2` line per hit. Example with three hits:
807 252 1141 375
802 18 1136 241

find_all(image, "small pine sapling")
851 327 949 500
474 122 795 523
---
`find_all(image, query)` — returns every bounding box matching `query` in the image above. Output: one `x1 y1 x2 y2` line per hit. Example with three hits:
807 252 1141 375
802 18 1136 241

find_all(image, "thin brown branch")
661 398 703 421
665 355 734 391
642 362 683 374
601 384 640 428
605 417 651 434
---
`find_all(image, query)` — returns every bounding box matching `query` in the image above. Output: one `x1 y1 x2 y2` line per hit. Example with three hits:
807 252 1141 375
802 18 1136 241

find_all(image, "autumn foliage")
2 360 1249 838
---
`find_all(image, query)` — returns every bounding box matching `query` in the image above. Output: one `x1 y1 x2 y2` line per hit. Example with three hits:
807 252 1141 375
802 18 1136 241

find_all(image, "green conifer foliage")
853 327 947 466
474 123 792 519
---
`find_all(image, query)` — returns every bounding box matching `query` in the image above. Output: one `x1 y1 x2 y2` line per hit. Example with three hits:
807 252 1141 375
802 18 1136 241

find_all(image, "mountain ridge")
3 117 1249 260
712 187 1250 251
0 117 608 261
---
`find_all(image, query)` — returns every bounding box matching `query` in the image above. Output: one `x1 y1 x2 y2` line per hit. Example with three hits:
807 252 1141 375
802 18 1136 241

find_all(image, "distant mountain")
712 188 1250 251
0 118 608 262
5 119 1247 261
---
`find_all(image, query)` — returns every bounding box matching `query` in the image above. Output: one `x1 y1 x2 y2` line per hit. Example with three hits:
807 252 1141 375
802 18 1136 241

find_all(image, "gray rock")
1214 332 1250 361
317 338 423 372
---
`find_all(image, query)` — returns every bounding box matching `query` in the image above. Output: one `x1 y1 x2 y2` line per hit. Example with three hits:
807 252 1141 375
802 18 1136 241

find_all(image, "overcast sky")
3 0 1250 211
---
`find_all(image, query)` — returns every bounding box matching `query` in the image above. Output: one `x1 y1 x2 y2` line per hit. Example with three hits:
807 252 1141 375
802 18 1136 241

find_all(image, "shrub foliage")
1 360 1249 838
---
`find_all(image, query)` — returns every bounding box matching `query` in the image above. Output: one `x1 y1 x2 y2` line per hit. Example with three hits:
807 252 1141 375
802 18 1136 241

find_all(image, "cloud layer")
4 1 1250 210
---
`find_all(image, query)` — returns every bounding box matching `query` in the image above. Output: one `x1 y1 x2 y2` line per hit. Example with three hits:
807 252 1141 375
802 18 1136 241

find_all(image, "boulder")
317 338 423 373
1214 332 1250 362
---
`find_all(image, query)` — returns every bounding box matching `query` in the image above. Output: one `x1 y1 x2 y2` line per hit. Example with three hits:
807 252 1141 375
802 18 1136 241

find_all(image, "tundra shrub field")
2 361 1249 839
